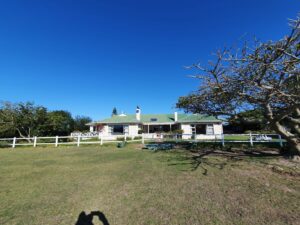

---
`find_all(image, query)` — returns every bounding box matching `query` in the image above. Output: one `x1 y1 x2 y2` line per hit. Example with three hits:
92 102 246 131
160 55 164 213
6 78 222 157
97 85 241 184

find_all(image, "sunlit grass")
0 144 299 225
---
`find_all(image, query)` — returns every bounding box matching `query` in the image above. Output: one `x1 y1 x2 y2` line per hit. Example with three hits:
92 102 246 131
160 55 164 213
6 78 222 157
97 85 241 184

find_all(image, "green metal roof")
177 114 221 123
98 115 139 124
88 114 221 125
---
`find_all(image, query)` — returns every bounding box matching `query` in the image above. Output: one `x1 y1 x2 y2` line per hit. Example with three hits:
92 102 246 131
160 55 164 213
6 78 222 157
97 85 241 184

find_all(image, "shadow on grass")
75 211 110 225
165 145 282 175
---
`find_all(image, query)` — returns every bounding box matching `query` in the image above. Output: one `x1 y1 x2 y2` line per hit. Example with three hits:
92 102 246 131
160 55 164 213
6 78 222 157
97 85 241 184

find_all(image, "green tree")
0 102 48 138
227 109 269 133
111 107 118 117
73 116 92 132
45 110 74 136
177 15 300 157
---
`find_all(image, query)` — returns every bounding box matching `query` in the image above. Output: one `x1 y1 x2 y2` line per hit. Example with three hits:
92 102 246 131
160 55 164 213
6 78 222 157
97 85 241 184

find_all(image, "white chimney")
174 112 178 122
136 106 141 121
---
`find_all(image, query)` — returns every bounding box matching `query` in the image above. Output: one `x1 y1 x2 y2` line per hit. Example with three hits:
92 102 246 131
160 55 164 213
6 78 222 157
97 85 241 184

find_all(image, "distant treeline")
0 101 92 138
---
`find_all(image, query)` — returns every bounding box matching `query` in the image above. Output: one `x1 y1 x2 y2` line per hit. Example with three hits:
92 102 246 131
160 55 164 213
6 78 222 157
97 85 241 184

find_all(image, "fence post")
222 134 225 147
77 135 81 147
124 134 127 141
12 137 16 148
100 135 103 146
249 132 253 147
55 136 59 147
33 136 37 147
278 134 283 147
98 132 101 140
142 133 145 144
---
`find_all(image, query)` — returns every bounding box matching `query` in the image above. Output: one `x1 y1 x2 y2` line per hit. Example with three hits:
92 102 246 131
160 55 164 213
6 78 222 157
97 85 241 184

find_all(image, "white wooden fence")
0 133 284 148
0 134 143 148
144 133 284 147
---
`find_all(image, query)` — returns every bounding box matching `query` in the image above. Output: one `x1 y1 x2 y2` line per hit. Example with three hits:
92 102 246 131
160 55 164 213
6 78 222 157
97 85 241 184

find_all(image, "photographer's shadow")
75 211 110 225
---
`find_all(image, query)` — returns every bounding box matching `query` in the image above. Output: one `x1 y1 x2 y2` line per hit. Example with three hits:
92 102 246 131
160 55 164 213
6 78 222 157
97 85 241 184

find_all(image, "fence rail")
0 133 285 148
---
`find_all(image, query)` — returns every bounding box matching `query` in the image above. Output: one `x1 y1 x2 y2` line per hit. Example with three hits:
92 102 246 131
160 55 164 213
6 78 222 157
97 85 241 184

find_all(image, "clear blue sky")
0 0 299 120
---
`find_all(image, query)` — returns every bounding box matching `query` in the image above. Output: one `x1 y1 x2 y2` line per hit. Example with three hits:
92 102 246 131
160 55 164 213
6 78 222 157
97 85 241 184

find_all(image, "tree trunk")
16 128 32 143
272 122 300 158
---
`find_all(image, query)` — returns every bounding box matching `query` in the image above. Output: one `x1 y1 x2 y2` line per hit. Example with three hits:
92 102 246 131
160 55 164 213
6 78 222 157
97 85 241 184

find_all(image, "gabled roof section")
140 114 175 123
97 115 140 124
178 114 221 123
88 113 221 125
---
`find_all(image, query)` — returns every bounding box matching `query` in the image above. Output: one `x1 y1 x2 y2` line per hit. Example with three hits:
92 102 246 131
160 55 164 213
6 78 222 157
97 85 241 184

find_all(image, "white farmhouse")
87 107 223 140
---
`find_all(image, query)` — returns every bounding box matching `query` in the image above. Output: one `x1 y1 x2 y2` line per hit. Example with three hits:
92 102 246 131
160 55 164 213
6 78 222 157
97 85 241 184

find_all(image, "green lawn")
0 144 299 225
224 135 250 141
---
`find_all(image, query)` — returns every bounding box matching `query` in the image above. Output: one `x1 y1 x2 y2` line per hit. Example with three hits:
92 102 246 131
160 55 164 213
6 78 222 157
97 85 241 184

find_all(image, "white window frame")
191 124 196 135
112 125 124 134
124 125 129 134
206 124 214 135
108 125 113 135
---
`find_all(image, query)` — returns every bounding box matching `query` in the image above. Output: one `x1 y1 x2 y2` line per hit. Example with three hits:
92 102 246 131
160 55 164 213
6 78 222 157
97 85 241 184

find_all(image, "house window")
124 125 129 134
206 124 214 135
196 125 206 134
191 124 206 134
108 126 113 135
191 124 196 135
113 125 124 134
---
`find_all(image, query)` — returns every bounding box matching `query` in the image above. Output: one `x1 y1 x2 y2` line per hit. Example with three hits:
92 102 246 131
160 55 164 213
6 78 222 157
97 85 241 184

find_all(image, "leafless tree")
177 14 300 157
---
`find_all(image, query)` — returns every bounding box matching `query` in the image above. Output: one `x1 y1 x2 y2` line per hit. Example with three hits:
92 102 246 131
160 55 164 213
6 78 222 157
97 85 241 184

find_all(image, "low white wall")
143 133 163 139
196 134 222 140
213 123 223 135
98 124 139 138
102 136 117 140
101 125 109 136
181 124 192 139
128 125 139 136
180 123 223 139
97 123 223 139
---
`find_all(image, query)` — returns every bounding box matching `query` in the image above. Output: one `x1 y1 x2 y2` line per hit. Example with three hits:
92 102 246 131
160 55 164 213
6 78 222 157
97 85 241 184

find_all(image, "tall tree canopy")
227 109 268 133
0 101 91 138
45 111 74 136
0 102 48 138
177 15 300 156
73 116 92 132
111 107 118 117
